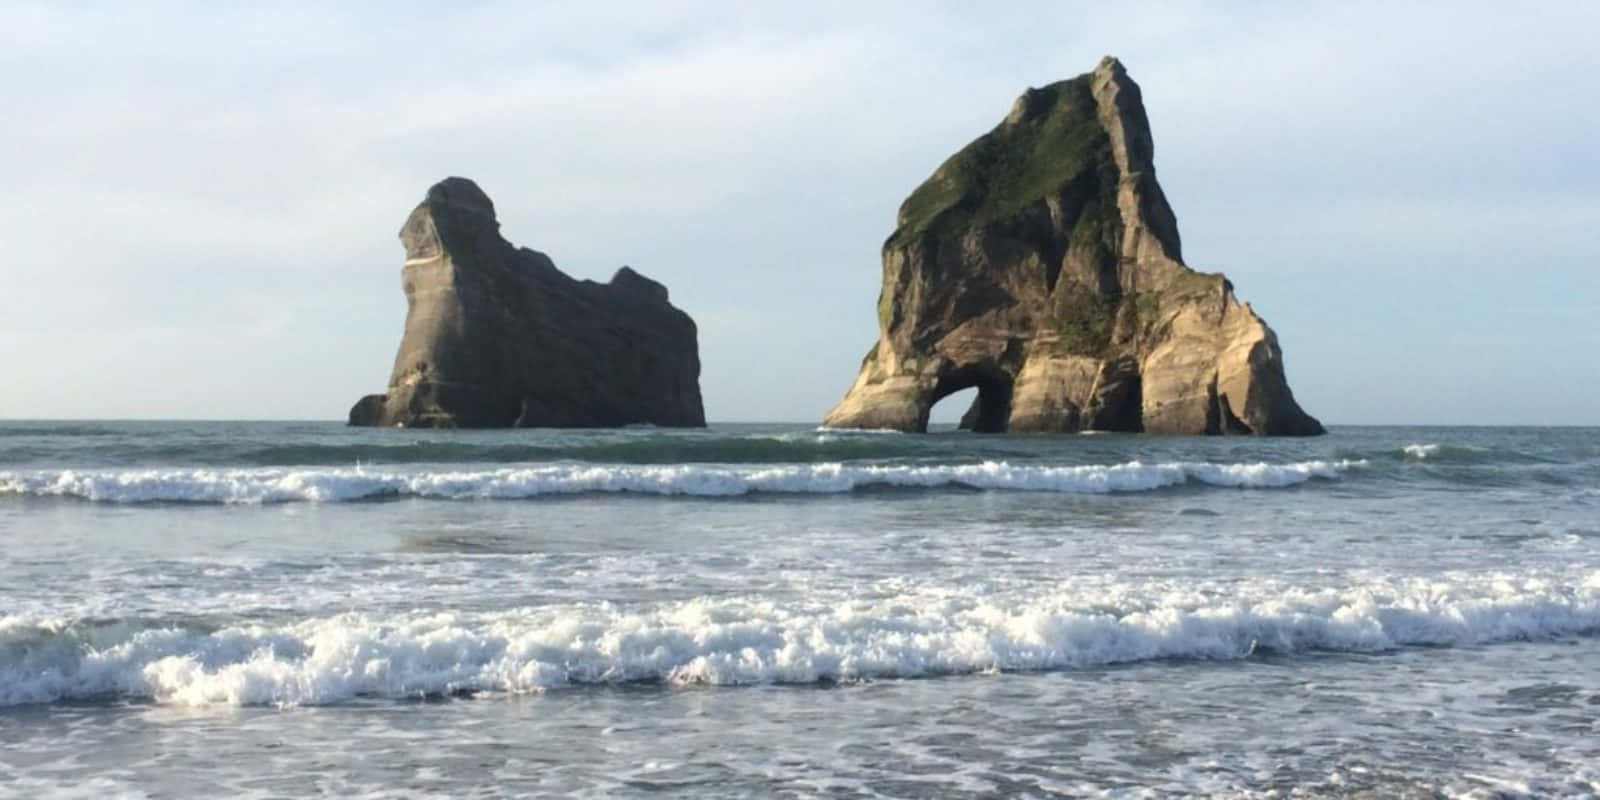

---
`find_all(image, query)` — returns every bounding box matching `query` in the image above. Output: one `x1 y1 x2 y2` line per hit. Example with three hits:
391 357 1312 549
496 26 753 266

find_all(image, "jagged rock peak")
349 178 705 429
427 175 496 216
611 266 670 302
823 58 1322 436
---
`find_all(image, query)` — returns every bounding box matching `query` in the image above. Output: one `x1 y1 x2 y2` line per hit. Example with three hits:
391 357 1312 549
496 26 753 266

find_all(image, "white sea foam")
1404 443 1441 459
1448 769 1600 800
751 431 839 444
0 459 1363 504
3 572 1595 707
812 426 905 435
0 778 153 800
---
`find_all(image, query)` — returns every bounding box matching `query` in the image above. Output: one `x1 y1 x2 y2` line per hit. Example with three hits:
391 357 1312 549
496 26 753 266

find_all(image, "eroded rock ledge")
350 177 705 428
823 57 1323 435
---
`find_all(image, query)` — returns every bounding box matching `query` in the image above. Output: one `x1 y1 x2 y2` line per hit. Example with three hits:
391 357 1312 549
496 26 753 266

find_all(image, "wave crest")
0 459 1363 504
3 572 1595 706
1404 443 1441 460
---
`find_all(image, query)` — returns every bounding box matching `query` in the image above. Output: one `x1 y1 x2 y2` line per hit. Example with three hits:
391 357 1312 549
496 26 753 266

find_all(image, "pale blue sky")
3 2 1596 424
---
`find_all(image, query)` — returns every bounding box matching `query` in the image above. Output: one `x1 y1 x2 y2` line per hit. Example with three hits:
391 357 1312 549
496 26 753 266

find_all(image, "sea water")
1 422 1597 797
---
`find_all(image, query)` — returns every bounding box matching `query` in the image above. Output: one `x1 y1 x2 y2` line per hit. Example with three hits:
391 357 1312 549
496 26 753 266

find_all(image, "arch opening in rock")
932 365 1012 434
928 386 976 428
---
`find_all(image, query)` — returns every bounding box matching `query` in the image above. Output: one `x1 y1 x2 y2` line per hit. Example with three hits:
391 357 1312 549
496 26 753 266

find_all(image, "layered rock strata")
349 177 705 428
823 57 1322 435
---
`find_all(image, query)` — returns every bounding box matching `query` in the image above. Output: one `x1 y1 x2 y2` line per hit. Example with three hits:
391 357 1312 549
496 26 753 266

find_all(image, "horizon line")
2 418 1597 429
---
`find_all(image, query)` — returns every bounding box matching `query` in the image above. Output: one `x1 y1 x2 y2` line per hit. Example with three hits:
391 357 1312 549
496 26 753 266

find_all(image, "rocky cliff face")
823 57 1323 435
349 178 705 428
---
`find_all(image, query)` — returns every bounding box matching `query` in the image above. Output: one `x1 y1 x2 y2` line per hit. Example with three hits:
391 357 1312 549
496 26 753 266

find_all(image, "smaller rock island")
349 178 705 428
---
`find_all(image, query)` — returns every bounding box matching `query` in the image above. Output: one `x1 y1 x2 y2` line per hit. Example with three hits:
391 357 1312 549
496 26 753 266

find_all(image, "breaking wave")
0 459 1363 504
1404 443 1441 460
1388 441 1562 467
3 572 1594 706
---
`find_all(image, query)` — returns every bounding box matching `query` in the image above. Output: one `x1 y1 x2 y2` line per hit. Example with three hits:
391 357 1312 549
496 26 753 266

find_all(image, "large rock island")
349 178 705 428
823 57 1323 435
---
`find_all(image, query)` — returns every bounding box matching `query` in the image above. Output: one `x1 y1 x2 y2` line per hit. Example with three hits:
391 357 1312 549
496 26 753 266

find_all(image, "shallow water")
1 423 1597 797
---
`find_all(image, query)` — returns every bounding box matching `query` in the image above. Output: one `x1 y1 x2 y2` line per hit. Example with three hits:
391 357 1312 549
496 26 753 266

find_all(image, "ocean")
1 421 1597 798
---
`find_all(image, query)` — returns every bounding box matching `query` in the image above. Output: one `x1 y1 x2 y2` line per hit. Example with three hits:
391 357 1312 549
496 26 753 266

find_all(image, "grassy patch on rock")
1047 285 1120 357
889 76 1112 249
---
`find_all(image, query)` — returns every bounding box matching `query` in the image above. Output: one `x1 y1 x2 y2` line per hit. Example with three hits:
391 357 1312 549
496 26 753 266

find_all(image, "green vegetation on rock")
1048 284 1120 357
888 76 1112 249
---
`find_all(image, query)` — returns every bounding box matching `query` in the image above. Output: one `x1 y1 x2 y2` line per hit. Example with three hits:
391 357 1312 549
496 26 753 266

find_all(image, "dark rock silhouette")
349 178 705 428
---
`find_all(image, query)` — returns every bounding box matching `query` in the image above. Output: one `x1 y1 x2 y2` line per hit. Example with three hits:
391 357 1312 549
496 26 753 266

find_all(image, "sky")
3 2 1597 425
